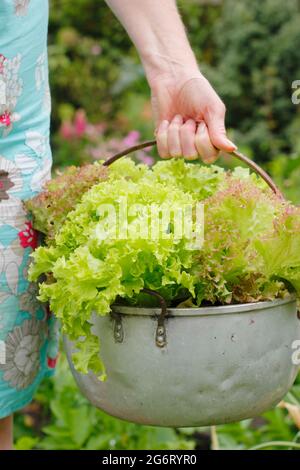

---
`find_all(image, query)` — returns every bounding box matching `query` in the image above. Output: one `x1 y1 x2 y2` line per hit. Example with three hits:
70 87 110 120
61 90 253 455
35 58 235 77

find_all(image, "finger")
205 104 237 152
167 115 183 157
195 121 219 164
179 119 198 160
156 120 170 158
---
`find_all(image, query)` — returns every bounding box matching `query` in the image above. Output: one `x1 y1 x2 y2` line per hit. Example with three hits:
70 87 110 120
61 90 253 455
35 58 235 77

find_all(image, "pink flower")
60 121 74 140
60 110 90 141
123 130 140 147
18 221 38 249
47 356 58 369
0 112 11 127
137 152 154 166
91 44 102 56
85 122 106 141
74 109 87 137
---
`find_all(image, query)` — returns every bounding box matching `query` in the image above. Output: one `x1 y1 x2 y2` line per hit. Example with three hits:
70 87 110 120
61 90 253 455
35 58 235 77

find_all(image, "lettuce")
25 162 108 244
28 158 300 377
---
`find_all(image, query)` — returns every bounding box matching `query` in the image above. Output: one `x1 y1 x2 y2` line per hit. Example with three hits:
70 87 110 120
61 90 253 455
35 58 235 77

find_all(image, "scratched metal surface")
65 296 300 427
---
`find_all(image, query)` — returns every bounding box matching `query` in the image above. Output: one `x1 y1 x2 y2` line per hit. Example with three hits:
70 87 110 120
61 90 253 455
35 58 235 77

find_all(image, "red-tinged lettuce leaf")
25 162 108 244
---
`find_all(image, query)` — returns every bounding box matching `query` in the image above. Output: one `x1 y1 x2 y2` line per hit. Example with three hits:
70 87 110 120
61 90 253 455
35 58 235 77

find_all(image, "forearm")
105 0 235 157
105 0 199 85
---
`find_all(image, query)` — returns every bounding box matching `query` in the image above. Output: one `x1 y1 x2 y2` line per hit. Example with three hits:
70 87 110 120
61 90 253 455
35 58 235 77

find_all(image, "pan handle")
103 139 284 199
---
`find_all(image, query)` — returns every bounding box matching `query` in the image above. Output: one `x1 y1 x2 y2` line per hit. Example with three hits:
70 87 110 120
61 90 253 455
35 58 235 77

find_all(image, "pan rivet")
111 312 124 343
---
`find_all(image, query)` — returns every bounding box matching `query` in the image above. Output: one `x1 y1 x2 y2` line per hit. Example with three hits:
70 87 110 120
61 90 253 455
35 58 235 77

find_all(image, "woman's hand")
151 72 236 162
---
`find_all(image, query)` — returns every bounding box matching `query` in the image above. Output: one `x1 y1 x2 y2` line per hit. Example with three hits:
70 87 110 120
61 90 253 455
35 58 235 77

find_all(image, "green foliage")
48 0 146 139
268 154 300 204
22 356 195 450
206 0 300 160
14 436 39 450
49 0 300 164
14 355 299 450
216 381 300 450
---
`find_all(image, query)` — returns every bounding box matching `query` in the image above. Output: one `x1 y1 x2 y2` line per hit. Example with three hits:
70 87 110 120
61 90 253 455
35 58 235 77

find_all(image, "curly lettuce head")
28 158 300 377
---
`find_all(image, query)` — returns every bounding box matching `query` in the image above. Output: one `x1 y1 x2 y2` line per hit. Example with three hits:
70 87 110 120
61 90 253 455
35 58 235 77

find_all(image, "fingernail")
226 139 237 151
186 119 195 125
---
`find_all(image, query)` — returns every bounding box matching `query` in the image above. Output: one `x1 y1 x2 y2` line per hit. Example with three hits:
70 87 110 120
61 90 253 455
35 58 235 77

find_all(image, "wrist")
141 50 200 88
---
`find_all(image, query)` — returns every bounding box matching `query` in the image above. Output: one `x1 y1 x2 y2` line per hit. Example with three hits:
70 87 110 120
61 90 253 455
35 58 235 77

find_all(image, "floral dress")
0 0 58 419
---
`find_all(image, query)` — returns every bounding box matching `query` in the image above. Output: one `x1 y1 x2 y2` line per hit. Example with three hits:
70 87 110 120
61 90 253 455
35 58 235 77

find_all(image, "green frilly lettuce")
28 159 300 377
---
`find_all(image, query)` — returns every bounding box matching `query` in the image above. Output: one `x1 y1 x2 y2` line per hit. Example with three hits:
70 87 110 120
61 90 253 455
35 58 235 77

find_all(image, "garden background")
14 0 300 450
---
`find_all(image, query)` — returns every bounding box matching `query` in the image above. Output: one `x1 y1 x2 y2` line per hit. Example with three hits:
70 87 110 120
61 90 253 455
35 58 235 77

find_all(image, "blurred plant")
48 0 151 149
49 0 300 163
54 108 155 168
207 0 300 161
215 377 300 450
268 154 300 204
14 354 299 450
15 355 195 450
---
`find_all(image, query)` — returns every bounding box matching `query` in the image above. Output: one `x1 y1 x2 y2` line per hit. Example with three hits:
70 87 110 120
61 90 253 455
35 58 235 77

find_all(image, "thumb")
205 109 237 152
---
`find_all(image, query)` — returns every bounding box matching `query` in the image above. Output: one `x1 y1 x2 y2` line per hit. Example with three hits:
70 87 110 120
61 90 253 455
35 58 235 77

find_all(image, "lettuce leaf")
28 158 300 377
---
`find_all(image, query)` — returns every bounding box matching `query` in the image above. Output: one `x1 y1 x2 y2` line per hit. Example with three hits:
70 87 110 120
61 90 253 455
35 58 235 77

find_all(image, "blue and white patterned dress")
0 0 58 419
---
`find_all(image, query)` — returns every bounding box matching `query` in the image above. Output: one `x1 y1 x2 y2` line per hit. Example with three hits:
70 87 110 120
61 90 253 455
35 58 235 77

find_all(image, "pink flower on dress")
0 112 11 127
47 356 58 369
0 53 22 136
18 221 38 249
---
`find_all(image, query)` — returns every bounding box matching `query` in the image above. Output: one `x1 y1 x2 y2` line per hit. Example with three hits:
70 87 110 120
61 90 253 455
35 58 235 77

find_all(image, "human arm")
105 0 236 162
